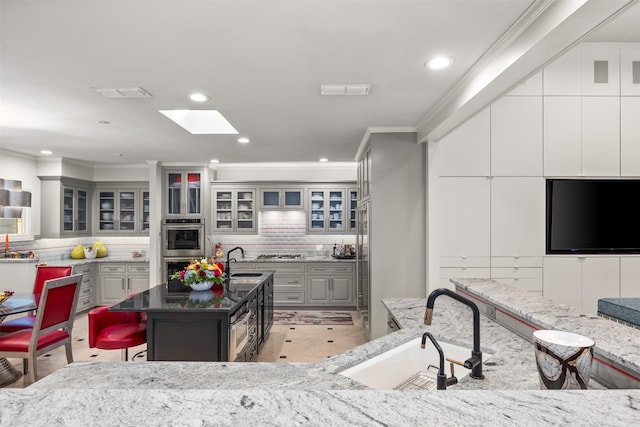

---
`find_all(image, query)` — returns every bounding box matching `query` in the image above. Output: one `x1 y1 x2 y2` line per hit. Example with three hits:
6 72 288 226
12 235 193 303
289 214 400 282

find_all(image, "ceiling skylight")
159 110 238 135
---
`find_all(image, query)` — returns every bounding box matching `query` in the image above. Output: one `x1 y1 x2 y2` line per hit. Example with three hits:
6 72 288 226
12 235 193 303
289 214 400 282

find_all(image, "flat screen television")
546 179 640 254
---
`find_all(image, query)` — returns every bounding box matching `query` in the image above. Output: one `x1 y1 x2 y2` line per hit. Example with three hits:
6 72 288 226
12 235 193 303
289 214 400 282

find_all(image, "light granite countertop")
2 279 640 426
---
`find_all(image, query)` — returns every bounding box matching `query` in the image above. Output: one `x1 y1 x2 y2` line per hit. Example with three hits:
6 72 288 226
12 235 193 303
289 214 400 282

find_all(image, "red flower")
214 268 221 277
199 270 206 278
180 271 186 279
215 261 224 272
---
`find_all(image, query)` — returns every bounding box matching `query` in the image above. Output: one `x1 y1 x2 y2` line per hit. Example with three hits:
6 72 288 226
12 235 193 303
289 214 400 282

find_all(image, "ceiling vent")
94 87 152 98
320 84 370 96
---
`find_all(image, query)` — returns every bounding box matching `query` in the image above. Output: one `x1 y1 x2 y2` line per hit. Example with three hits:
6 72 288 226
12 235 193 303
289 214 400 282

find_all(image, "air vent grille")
94 87 152 98
320 84 370 96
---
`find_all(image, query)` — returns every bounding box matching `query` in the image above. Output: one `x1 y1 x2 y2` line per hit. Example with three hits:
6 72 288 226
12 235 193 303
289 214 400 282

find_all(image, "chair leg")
28 354 38 383
121 348 129 361
23 358 28 375
65 342 74 364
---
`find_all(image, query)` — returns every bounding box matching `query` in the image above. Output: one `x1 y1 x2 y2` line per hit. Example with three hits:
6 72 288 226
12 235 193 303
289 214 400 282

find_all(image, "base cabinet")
74 264 96 313
99 263 149 305
306 264 354 306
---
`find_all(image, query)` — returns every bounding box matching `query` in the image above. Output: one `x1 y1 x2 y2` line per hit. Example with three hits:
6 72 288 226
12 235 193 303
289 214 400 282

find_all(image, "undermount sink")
339 337 490 390
230 272 264 277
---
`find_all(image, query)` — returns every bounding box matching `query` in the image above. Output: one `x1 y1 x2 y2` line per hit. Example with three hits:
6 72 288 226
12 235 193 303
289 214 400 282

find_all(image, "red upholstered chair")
88 306 146 361
0 274 82 383
0 265 74 334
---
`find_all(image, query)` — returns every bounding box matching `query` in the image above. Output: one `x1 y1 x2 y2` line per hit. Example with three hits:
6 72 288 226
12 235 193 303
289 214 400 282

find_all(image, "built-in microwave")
229 303 251 361
161 218 205 258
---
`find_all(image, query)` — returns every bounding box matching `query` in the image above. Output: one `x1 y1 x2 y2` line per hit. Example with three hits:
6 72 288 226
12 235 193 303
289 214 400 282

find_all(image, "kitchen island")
2 278 640 426
110 271 274 362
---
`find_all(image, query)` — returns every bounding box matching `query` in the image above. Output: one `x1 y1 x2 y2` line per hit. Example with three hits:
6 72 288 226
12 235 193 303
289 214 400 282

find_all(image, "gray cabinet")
74 264 96 313
308 186 357 233
96 185 148 234
259 188 304 209
256 263 306 307
39 177 92 238
306 264 354 306
99 263 150 305
165 169 202 217
212 186 257 232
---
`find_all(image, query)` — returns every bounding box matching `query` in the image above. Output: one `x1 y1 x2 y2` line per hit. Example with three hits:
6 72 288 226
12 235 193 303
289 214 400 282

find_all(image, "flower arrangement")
170 258 226 290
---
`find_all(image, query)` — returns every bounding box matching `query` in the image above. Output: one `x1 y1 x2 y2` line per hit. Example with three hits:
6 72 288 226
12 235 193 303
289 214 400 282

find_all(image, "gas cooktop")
256 254 303 260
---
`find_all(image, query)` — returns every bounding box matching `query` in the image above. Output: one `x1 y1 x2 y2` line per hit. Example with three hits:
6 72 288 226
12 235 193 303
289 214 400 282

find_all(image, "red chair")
0 265 74 334
0 274 82 383
88 306 146 361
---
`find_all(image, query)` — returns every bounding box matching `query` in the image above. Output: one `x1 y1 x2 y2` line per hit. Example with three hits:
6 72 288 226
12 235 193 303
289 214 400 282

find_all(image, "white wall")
0 150 42 237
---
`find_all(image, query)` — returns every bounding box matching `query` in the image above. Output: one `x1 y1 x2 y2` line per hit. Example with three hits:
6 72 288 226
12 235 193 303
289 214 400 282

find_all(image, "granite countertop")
236 255 355 263
3 280 640 426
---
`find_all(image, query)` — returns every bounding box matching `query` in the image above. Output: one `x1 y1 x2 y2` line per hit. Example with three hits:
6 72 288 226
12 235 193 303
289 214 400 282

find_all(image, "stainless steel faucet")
424 288 484 380
225 246 245 276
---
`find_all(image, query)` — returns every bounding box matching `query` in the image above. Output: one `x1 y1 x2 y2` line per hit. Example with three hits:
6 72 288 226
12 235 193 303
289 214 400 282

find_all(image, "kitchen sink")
230 272 264 277
339 337 491 390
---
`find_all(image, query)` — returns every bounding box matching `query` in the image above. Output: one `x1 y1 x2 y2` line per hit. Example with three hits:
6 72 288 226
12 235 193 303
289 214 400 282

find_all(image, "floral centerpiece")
170 258 226 291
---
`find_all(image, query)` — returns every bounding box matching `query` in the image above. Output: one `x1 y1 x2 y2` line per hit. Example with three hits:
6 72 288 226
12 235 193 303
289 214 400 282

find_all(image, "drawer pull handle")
287 280 299 284
287 296 298 300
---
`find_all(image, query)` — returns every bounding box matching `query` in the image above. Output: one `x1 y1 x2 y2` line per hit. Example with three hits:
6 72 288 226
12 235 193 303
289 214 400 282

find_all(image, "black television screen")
546 179 640 254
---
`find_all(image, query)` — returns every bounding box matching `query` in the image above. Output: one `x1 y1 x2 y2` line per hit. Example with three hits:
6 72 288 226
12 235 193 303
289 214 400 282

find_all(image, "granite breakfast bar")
2 278 640 426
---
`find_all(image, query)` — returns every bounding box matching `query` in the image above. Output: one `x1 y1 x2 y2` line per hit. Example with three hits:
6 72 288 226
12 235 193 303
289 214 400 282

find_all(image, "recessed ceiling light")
113 153 123 157
425 56 453 70
319 157 329 163
159 110 238 135
210 159 220 164
237 137 250 144
40 150 52 155
189 93 210 102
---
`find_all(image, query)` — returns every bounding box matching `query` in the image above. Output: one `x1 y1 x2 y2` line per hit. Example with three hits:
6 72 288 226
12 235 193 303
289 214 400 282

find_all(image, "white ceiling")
1 0 639 166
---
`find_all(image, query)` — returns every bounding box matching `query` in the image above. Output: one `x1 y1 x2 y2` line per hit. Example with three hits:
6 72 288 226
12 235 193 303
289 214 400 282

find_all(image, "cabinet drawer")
127 264 150 273
274 275 305 288
308 264 354 274
100 264 126 273
258 263 305 274
274 290 305 305
76 294 95 312
440 267 490 279
79 284 95 298
490 267 542 279
440 257 491 268
491 257 543 268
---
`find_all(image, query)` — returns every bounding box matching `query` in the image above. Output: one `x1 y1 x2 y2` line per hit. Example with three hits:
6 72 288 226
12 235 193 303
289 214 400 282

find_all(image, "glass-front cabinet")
259 188 304 209
63 186 88 234
96 184 149 235
165 170 202 217
213 187 256 232
349 189 358 232
308 189 346 232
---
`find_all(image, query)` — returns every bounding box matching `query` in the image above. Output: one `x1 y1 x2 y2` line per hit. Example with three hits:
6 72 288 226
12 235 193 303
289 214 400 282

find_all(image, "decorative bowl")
0 291 15 304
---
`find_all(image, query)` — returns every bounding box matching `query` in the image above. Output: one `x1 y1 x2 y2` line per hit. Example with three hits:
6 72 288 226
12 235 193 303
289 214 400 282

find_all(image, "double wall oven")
161 218 205 290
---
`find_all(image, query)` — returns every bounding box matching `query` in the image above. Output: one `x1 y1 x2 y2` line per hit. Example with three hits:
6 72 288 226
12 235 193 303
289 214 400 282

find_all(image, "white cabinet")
438 107 490 177
490 96 543 176
621 47 640 95
99 263 149 305
543 47 582 96
581 46 620 96
506 71 542 96
543 257 620 315
543 97 582 176
582 97 620 176
165 170 202 217
212 187 257 233
621 258 640 297
306 264 354 306
621 97 640 176
259 188 304 209
490 178 545 257
438 177 490 259
490 267 543 294
74 264 96 313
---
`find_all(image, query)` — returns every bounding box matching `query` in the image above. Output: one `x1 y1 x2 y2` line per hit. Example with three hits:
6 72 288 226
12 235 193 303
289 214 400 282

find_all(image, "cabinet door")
282 189 303 208
543 47 582 96
491 96 543 176
213 190 234 231
166 171 201 216
235 189 256 231
128 275 149 295
309 190 326 231
140 189 150 233
118 190 137 232
543 97 582 177
438 107 490 177
621 257 640 297
98 190 117 232
100 276 126 304
438 177 490 258
76 189 88 232
621 47 640 95
331 276 353 304
582 257 620 316
348 189 357 232
490 178 545 257
166 172 183 215
621 97 640 176
543 257 581 308
327 190 345 232
582 97 620 176
62 188 75 232
307 277 330 303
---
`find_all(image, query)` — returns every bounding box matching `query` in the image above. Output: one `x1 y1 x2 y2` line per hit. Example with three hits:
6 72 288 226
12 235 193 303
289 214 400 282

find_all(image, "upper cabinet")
165 169 202 217
259 188 304 209
307 186 357 233
212 186 257 233
95 184 149 235
39 177 92 238
357 148 371 202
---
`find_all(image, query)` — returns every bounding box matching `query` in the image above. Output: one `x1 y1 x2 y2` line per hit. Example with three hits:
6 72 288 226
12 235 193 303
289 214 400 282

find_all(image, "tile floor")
2 310 368 389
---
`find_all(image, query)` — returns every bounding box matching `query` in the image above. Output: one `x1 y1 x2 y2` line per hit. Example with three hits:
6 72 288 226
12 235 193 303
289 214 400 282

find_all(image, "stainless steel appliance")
229 302 251 361
163 257 193 292
161 218 205 258
356 201 371 336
